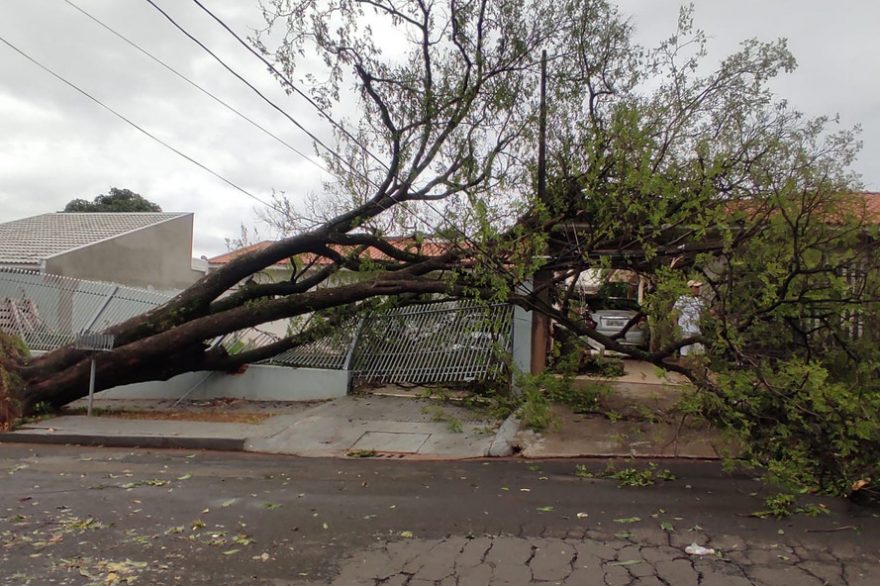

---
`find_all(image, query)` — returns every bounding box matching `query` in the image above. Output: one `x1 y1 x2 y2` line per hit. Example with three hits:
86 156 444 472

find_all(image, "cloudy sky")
1 0 878 258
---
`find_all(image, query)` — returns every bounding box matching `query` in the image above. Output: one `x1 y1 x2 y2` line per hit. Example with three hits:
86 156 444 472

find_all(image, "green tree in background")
62 188 162 212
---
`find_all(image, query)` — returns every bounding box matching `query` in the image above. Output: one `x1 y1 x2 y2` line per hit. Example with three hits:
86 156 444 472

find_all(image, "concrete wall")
96 364 349 402
45 215 199 290
510 281 533 394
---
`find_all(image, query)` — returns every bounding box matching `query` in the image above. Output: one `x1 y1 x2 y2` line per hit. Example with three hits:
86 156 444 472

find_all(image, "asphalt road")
1 444 878 585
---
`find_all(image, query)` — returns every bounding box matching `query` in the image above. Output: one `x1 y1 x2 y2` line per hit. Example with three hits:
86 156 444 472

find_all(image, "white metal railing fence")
352 301 513 384
2 268 514 386
266 300 514 384
0 269 286 357
265 324 355 370
0 269 173 351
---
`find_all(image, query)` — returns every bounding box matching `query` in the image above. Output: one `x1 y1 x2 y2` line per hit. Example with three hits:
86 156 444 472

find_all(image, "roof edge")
40 212 193 262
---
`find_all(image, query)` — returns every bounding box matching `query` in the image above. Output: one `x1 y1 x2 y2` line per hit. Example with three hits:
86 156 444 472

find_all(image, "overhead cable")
189 0 389 171
143 0 378 189
0 34 283 213
61 0 328 176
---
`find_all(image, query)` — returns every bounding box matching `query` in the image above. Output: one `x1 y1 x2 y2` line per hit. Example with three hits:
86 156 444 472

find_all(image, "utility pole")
530 50 551 375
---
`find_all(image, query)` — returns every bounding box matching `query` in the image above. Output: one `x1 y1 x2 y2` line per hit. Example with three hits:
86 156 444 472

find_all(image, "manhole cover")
350 431 430 453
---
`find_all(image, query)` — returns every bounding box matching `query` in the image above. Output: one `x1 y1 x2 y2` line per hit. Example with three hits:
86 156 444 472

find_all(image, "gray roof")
0 212 189 264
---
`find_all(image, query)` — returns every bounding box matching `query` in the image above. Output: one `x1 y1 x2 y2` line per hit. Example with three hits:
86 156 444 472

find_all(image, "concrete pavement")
0 360 726 460
1 394 512 459
0 392 727 460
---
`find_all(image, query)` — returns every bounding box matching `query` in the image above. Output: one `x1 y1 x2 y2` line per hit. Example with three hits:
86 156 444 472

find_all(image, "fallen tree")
2 0 877 499
2 0 559 424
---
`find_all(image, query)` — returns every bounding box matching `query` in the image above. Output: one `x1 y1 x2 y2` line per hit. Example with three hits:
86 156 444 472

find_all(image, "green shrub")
578 355 625 378
518 385 553 431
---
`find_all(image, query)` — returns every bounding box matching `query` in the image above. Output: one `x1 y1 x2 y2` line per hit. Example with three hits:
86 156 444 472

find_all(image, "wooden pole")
531 50 551 375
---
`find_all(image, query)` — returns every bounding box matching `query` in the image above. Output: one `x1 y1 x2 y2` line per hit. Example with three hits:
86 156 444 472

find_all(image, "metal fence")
351 301 513 384
2 268 514 385
0 269 173 351
801 262 872 342
0 269 292 357
265 324 355 370
265 301 514 385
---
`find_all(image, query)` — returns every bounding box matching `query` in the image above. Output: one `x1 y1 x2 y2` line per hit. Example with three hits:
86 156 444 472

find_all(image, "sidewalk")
1 395 513 459
0 361 730 460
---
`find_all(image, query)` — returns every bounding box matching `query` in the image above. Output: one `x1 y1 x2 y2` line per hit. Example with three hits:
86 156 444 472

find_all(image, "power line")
155 2 534 293
0 34 283 213
151 3 487 256
142 0 377 190
1 31 520 298
7 5 537 304
189 0 389 172
60 0 328 177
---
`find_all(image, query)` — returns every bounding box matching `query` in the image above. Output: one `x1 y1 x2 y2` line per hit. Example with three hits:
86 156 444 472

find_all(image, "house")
207 236 449 285
0 212 207 290
207 240 296 283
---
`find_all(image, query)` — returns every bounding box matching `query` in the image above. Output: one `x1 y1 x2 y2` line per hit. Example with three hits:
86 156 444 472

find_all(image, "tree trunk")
0 268 455 428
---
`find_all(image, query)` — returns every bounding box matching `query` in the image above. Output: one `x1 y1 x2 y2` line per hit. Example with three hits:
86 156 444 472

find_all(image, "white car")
584 297 648 348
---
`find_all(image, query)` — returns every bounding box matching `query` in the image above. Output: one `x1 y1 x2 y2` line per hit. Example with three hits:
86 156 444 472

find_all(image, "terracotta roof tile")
208 236 451 268
207 241 278 266
858 192 880 222
724 191 880 225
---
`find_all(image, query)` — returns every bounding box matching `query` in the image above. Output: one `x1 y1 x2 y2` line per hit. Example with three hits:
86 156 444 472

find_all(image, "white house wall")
44 215 199 290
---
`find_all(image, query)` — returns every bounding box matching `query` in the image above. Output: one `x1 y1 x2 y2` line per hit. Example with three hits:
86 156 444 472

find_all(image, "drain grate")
350 431 431 453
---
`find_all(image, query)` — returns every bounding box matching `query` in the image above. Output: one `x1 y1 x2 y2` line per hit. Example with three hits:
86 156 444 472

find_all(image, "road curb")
487 413 520 457
0 432 246 452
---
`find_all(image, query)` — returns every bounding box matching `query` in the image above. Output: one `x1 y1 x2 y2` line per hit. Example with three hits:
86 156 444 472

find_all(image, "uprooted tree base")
0 331 28 430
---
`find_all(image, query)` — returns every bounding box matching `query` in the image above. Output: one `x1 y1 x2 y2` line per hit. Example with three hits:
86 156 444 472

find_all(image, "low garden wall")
95 364 349 402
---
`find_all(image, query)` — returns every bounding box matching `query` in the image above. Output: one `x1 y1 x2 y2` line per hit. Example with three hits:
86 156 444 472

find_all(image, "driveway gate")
266 300 514 385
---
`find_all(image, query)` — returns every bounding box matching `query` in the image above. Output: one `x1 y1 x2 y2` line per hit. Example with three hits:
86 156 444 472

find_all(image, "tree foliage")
685 191 880 498
62 188 162 213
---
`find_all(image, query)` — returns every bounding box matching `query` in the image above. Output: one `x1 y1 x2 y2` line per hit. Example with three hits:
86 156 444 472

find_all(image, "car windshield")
588 297 640 312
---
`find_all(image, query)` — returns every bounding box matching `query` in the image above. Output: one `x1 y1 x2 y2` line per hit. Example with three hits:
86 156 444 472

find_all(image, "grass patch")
421 404 464 433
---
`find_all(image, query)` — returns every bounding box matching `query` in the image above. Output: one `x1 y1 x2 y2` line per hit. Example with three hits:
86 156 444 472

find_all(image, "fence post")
83 285 119 333
510 281 534 395
341 317 365 393
87 358 97 416
74 332 115 416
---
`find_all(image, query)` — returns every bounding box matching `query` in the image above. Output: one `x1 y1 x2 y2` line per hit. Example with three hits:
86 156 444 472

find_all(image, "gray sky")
1 0 878 257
